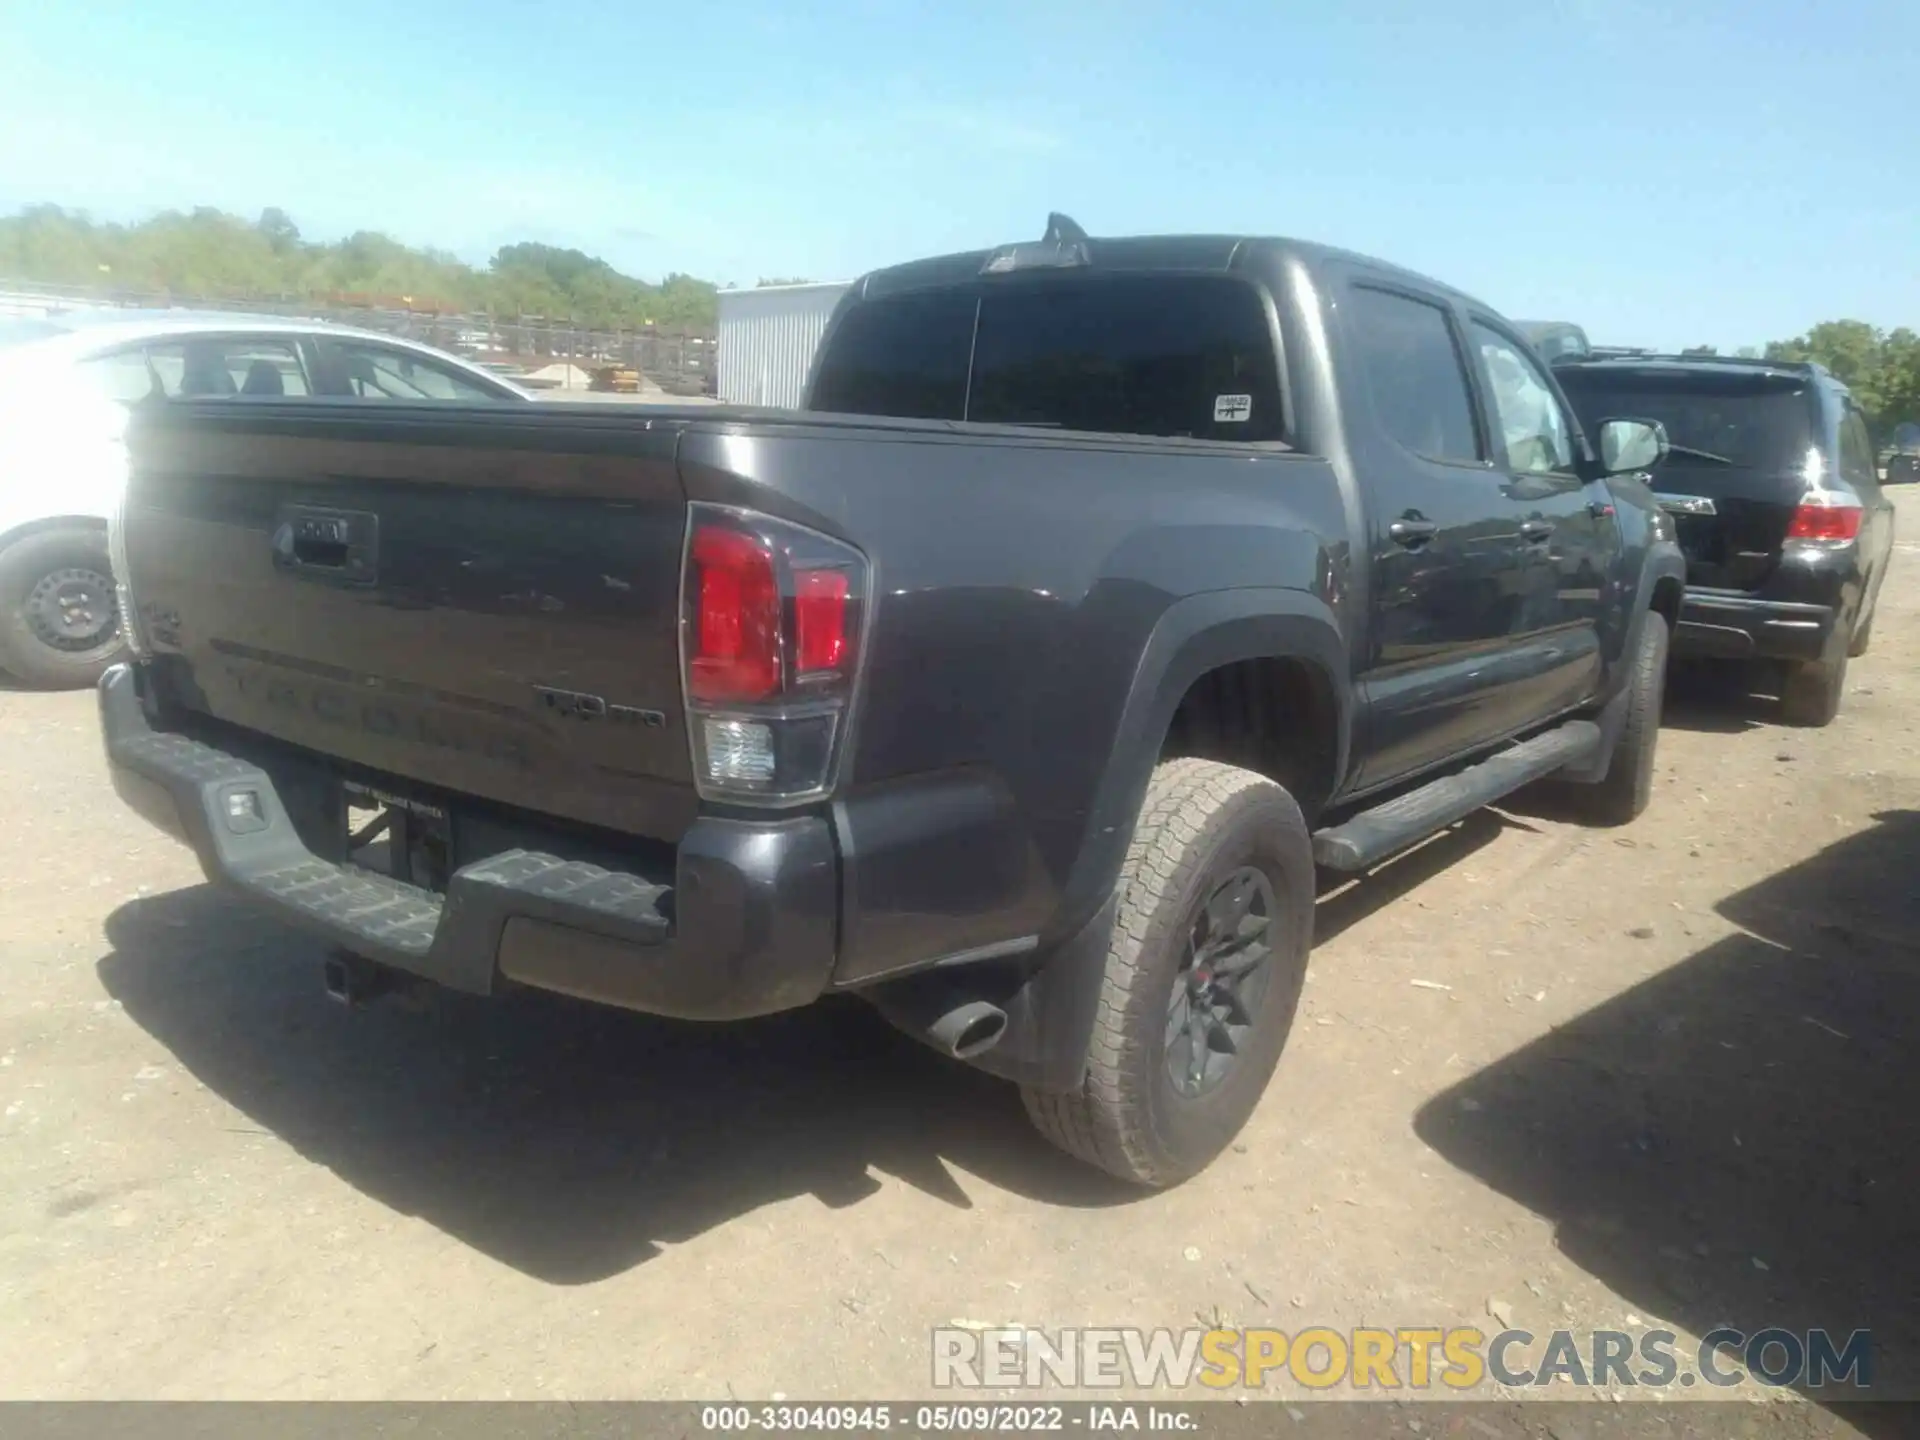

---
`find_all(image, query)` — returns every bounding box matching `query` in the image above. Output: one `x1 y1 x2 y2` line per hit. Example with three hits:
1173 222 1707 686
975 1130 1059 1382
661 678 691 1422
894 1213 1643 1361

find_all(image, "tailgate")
1650 464 1803 591
122 404 699 842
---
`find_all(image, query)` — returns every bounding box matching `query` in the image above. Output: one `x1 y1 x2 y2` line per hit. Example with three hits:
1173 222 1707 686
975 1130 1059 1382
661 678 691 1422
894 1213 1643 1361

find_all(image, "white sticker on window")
1214 393 1253 423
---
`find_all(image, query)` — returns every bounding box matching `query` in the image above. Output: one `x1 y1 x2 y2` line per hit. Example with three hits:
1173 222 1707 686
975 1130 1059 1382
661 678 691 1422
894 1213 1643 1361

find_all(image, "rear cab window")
809 273 1284 442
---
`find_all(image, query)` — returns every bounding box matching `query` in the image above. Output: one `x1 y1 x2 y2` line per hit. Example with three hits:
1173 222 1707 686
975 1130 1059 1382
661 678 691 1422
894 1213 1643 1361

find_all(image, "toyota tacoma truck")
100 216 1685 1187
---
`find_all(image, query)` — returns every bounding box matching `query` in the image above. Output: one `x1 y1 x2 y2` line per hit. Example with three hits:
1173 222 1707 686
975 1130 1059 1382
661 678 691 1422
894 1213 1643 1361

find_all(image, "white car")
0 311 530 688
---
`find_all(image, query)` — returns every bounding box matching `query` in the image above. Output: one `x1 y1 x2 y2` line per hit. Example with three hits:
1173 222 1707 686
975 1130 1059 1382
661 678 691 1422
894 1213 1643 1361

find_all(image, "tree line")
1663 323 1919 440
5 205 1914 437
0 204 725 331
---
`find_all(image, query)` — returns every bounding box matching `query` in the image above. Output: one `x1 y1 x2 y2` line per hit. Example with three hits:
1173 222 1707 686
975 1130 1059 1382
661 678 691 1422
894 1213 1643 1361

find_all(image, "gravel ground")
0 502 1912 1429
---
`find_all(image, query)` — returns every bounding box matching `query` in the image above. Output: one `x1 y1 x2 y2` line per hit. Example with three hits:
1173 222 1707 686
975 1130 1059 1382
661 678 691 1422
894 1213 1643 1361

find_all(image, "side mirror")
1599 417 1668 475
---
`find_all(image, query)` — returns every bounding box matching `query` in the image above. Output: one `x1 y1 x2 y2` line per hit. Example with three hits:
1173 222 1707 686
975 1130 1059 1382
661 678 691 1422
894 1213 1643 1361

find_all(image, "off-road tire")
1782 652 1848 728
1568 610 1667 826
1021 759 1314 1187
0 526 127 690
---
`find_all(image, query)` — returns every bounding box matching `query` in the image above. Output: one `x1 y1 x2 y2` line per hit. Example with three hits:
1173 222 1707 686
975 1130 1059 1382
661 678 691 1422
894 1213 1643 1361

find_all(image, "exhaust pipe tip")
322 954 353 1005
323 949 425 1009
928 999 1009 1060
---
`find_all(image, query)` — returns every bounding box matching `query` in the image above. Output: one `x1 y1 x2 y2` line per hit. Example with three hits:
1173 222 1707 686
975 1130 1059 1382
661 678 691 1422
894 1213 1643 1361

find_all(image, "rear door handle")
1388 518 1439 548
1519 519 1555 544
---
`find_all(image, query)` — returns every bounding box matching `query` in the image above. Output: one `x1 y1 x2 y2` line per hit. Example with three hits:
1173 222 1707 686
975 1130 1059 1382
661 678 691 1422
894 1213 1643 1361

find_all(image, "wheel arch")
1055 587 1351 937
0 514 110 552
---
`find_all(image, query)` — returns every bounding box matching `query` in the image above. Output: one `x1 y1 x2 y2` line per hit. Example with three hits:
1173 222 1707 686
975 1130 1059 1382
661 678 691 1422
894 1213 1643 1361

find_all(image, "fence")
0 278 717 394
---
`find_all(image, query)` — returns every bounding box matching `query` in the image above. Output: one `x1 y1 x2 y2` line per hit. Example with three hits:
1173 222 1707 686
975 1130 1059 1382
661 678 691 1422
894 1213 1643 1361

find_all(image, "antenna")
980 213 1092 275
1044 212 1089 246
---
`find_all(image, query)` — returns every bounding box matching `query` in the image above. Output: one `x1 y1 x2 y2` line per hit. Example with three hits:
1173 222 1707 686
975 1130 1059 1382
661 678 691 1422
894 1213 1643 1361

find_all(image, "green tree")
1766 320 1883 404
1764 319 1920 438
0 204 720 329
257 207 301 255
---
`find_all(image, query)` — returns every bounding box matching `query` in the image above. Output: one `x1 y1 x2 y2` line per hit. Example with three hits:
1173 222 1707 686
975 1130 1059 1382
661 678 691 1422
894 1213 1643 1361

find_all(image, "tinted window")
1840 409 1876 484
1557 369 1814 474
1474 323 1574 473
79 348 161 403
810 275 1284 441
320 341 500 401
81 337 310 403
808 289 976 420
1346 288 1480 463
968 275 1283 441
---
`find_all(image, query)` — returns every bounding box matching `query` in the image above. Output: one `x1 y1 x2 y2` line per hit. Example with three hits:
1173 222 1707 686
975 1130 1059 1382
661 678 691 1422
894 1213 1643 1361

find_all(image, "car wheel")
0 526 128 689
1020 758 1313 1187
1568 610 1667 826
1781 652 1847 728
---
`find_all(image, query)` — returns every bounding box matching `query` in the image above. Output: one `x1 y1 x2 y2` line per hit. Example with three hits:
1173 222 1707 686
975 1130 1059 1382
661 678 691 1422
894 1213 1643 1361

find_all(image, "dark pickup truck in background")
101 216 1684 1186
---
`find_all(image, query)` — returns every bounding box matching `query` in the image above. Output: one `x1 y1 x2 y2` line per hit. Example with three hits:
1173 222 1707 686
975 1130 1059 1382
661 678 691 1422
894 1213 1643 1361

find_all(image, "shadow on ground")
1416 809 1920 1415
1659 659 1785 735
100 791 1487 1289
99 886 1132 1286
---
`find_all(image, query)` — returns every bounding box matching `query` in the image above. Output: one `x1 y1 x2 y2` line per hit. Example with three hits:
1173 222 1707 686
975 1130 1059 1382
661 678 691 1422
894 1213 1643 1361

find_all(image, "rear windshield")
1557 369 1815 472
809 273 1283 442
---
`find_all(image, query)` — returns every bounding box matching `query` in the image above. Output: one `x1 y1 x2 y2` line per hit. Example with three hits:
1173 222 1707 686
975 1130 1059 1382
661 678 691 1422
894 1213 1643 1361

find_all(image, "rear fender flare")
1054 587 1351 934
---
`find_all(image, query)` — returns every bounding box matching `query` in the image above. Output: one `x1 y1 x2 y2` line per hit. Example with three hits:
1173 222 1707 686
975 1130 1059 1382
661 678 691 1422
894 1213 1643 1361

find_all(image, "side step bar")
1311 720 1602 872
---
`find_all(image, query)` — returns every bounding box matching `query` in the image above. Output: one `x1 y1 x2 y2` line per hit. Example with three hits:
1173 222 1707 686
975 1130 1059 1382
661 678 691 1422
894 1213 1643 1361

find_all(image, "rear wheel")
1782 652 1847 727
1020 758 1314 1187
0 526 127 689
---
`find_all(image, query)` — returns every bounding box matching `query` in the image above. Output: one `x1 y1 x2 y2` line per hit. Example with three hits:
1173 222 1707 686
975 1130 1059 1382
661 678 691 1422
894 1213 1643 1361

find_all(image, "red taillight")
689 523 781 702
681 504 868 804
794 569 850 674
1786 501 1863 543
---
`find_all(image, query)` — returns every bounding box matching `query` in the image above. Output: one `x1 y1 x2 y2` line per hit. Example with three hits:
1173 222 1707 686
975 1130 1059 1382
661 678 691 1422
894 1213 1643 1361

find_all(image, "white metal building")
716 281 852 409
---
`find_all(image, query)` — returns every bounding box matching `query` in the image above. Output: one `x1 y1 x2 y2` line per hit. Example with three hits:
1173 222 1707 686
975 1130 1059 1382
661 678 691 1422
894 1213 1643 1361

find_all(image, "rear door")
1556 364 1817 592
1335 282 1546 787
1467 319 1610 716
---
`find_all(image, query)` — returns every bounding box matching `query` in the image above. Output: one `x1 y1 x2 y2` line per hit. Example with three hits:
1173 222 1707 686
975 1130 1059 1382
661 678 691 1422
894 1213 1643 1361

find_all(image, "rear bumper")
99 664 838 1020
1672 547 1859 664
1672 592 1837 663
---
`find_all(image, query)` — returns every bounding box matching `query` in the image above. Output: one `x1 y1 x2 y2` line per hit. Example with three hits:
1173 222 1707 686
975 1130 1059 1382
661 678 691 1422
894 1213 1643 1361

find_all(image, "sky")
1 0 1914 351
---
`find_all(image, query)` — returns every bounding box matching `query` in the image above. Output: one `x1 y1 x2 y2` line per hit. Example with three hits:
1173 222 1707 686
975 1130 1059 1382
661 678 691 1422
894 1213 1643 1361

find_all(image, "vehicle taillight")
794 569 851 674
681 504 868 804
1786 498 1863 543
689 525 782 702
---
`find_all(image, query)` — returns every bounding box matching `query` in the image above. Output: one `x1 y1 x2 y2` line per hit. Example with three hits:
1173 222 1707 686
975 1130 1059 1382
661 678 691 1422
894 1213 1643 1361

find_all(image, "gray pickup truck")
101 216 1684 1186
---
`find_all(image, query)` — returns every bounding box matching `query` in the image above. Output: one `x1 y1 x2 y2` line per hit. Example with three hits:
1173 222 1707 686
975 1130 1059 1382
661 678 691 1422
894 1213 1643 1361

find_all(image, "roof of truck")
853 226 1483 311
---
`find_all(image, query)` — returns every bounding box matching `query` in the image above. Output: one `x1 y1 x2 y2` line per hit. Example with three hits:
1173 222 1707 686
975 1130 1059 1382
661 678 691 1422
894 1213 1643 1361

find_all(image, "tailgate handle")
273 507 378 585
292 535 349 568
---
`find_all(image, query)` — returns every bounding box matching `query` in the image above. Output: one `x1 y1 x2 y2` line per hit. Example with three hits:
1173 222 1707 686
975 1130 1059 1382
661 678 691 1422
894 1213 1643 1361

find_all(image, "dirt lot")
1 505 1914 1419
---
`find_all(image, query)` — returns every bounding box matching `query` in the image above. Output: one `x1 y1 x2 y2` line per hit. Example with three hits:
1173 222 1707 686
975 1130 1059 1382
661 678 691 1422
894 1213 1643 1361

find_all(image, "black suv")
1557 355 1896 726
